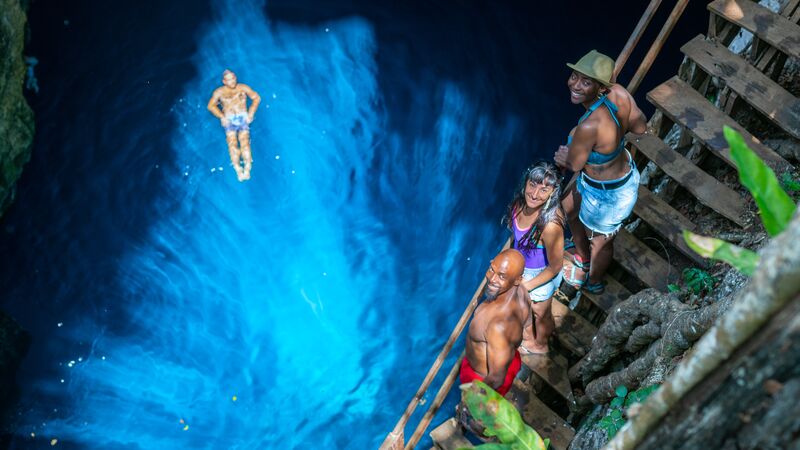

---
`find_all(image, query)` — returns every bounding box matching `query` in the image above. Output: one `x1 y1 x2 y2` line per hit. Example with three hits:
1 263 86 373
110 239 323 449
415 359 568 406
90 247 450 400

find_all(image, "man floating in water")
207 69 261 181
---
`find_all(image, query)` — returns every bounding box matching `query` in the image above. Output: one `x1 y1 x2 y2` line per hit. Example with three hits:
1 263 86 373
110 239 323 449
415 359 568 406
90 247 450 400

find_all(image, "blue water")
0 0 707 448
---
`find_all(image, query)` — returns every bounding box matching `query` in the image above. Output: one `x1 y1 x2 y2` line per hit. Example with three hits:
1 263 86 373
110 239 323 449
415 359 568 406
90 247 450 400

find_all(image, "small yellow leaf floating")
232 395 237 402
183 425 189 431
51 438 58 446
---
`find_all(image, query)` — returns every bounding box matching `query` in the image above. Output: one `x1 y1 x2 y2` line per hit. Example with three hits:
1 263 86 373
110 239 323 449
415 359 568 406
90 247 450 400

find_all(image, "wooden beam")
681 35 800 140
613 230 678 292
634 185 707 266
628 133 748 227
646 77 789 172
707 0 800 58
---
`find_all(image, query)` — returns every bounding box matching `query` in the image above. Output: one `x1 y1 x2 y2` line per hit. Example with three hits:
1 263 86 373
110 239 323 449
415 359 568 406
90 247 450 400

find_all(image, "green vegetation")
780 172 800 193
598 384 660 439
459 381 549 450
681 268 717 295
684 126 797 274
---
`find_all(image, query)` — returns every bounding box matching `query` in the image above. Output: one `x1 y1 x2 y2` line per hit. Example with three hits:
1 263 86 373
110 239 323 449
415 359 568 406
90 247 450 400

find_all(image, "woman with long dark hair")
504 162 565 354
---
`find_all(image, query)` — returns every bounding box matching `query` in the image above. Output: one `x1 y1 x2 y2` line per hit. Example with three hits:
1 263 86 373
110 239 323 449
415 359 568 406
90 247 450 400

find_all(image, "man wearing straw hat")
554 50 647 294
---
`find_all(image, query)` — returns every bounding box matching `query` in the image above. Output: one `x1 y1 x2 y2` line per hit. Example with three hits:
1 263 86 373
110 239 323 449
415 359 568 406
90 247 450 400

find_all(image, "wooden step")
613 229 678 292
551 299 597 357
430 418 472 450
628 132 748 227
511 379 575 450
682 34 800 140
520 351 574 403
707 0 800 59
634 185 707 266
646 76 789 172
581 275 632 313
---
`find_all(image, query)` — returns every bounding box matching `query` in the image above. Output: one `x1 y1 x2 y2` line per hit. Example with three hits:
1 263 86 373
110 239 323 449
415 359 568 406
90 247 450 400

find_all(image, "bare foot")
236 169 245 182
242 171 251 180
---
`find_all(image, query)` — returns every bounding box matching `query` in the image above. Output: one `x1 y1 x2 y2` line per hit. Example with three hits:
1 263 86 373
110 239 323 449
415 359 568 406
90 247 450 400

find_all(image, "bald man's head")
483 249 525 300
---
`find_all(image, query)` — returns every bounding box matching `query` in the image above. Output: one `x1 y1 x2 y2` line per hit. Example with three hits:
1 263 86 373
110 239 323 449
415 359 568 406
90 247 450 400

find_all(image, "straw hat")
567 50 614 87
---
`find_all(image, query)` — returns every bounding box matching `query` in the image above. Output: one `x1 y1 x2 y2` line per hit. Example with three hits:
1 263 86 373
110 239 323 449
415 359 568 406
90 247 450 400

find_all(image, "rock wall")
0 0 35 217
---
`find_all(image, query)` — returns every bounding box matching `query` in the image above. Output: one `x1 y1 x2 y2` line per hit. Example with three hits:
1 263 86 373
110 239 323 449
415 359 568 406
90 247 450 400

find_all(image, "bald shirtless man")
458 249 530 436
207 70 261 182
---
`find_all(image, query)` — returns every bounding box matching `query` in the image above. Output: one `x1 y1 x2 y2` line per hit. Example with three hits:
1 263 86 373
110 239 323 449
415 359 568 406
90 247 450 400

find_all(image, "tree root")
570 287 735 405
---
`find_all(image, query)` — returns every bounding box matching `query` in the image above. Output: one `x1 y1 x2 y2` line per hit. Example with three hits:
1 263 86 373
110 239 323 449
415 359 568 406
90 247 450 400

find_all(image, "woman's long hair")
504 162 564 252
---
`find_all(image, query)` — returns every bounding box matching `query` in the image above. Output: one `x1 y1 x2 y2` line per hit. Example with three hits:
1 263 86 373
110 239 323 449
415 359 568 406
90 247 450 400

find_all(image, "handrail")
404 349 466 450
383 2 691 447
378 273 484 449
614 0 664 81
378 238 511 450
627 0 691 95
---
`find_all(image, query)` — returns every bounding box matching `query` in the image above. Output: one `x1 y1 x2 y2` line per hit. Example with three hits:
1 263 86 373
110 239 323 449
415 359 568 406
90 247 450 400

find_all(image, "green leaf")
614 385 628 398
683 231 760 275
610 397 624 408
471 444 512 450
725 126 796 236
667 283 680 292
781 172 800 192
599 416 613 427
611 409 623 420
462 381 548 450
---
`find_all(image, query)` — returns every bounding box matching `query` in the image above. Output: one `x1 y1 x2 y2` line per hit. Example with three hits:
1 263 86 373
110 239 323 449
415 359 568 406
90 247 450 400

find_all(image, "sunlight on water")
17 0 523 448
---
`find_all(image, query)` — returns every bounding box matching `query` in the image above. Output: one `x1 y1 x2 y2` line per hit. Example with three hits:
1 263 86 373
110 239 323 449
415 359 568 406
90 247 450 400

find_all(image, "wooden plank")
520 351 573 403
551 299 597 357
707 0 800 58
634 185 707 266
430 418 472 450
629 132 748 227
646 76 789 172
613 230 678 291
511 379 575 450
681 35 800 140
581 275 632 313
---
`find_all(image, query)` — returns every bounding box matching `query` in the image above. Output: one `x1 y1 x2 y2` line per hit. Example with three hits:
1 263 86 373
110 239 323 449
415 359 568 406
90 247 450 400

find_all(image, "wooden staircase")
428 1 798 448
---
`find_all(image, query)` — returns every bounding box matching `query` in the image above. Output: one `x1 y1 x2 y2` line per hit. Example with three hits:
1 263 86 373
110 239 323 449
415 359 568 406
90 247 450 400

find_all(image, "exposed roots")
570 287 734 405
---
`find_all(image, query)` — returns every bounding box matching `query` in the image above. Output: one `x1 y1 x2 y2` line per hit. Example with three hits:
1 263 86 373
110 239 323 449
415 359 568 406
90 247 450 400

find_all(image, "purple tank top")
513 213 548 269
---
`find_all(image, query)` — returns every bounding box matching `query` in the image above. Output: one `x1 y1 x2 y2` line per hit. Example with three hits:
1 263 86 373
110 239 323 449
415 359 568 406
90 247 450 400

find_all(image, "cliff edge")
0 0 35 217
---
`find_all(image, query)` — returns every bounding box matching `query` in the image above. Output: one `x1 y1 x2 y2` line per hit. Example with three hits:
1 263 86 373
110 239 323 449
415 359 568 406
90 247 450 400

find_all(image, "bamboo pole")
404 349 466 450
627 0 691 95
379 238 512 450
614 0 663 81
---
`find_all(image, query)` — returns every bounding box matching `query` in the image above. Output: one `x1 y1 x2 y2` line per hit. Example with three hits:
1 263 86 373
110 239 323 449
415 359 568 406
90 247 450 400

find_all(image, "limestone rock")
0 0 35 217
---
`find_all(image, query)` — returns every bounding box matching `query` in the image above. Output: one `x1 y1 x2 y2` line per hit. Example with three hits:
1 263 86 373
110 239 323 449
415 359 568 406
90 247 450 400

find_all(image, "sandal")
584 280 606 294
562 258 590 289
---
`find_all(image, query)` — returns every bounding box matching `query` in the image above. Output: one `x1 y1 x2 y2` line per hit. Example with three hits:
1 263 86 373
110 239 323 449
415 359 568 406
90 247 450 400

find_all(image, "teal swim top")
567 95 625 166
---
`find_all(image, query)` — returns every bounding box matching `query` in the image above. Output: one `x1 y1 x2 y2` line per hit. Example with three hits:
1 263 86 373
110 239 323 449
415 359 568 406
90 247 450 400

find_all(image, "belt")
581 169 633 190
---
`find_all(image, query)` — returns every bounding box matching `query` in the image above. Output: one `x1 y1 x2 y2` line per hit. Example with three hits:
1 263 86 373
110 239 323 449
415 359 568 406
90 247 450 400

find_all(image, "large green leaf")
468 444 512 450
461 381 548 450
683 231 759 275
725 126 796 236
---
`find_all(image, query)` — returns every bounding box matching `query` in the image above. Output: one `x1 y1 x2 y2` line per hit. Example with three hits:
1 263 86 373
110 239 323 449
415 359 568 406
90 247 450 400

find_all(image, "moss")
0 0 35 217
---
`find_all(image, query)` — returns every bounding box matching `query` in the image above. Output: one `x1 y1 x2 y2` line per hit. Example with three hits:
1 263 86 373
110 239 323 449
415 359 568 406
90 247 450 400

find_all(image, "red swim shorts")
459 351 521 396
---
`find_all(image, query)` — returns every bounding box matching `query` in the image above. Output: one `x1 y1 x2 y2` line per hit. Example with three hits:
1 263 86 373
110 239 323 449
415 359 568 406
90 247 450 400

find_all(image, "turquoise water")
0 0 706 448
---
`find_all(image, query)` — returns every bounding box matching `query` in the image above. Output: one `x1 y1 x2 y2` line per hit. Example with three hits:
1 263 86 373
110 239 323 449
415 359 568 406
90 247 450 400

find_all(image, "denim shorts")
577 161 640 237
523 267 563 302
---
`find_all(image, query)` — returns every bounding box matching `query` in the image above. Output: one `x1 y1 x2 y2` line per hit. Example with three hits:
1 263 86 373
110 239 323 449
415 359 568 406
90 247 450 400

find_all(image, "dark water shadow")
263 0 708 442
0 0 215 443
